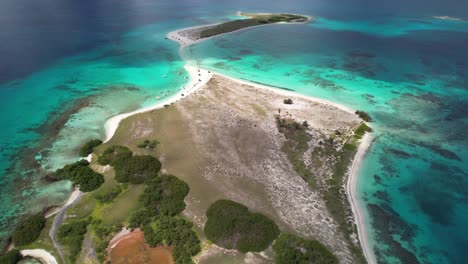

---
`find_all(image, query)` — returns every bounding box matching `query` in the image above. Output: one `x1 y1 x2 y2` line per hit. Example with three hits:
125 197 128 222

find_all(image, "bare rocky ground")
111 75 362 263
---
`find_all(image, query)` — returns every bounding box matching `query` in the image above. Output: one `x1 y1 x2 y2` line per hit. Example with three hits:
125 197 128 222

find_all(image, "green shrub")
143 216 200 264
11 213 45 246
94 186 122 203
57 218 90 263
55 160 104 192
79 139 103 157
0 249 22 264
140 175 189 217
98 146 162 184
355 111 372 122
354 123 372 139
273 233 338 264
114 155 161 184
137 140 159 150
97 145 133 166
204 200 279 252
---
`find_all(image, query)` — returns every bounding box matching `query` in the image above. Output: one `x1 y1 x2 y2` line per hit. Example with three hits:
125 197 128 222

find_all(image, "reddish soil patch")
107 230 174 264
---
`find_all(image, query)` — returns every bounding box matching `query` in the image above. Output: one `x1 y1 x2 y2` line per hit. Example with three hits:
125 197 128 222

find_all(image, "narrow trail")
49 190 84 263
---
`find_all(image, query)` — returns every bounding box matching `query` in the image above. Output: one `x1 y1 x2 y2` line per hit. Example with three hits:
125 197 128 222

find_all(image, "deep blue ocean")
1 0 467 263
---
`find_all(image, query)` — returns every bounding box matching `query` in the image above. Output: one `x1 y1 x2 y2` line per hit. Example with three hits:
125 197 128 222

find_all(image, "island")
0 13 373 264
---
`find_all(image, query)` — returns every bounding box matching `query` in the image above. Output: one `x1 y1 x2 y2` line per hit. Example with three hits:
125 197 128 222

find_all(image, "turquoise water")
1 0 468 263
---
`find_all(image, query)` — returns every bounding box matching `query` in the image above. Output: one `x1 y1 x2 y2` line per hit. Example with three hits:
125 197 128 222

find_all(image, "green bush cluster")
129 175 189 228
355 111 372 122
137 140 159 150
0 249 21 264
204 200 279 252
127 174 198 264
55 160 104 192
90 219 123 262
79 139 103 157
354 123 372 139
94 185 122 203
57 218 91 263
142 216 200 264
273 233 338 264
11 213 45 246
98 146 161 184
199 14 307 38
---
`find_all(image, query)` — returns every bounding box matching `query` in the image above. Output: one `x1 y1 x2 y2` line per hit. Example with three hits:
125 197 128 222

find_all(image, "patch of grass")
101 184 145 225
57 218 91 263
204 200 279 253
94 185 122 204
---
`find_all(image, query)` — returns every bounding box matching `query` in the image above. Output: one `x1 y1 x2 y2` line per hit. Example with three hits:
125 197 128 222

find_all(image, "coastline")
346 133 376 264
21 249 58 264
103 65 213 142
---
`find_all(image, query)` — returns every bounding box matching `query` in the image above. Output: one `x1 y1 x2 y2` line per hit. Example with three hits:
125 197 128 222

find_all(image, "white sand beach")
21 249 58 264
347 133 376 264
103 65 213 142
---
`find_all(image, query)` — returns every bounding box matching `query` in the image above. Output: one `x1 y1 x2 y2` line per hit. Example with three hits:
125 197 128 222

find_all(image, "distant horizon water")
1 1 467 263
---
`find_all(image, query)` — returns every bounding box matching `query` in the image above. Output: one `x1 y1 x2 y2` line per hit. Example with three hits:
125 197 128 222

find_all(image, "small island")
167 13 312 47
199 13 311 38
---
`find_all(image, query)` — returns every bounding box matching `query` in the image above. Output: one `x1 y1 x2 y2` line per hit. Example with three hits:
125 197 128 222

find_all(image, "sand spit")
111 73 371 263
103 65 213 142
21 249 58 264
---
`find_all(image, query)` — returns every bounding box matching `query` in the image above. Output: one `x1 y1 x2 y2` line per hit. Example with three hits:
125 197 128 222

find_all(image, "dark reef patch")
368 203 421 264
385 148 412 159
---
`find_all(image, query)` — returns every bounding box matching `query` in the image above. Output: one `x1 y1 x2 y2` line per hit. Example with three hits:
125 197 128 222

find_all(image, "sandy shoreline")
21 249 58 264
103 65 213 142
346 133 376 264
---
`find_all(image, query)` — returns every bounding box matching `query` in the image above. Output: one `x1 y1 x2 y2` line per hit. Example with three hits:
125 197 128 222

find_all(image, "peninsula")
1 13 373 264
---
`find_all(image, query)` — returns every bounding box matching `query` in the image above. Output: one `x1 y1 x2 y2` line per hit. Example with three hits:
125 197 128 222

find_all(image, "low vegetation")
79 139 102 157
283 98 293 104
94 185 122 204
98 145 162 184
276 116 316 187
355 110 372 122
129 174 189 227
276 115 368 263
273 233 338 264
137 139 159 150
0 249 22 263
204 200 279 252
11 213 46 246
142 216 200 264
55 160 104 192
200 14 308 38
57 218 91 263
